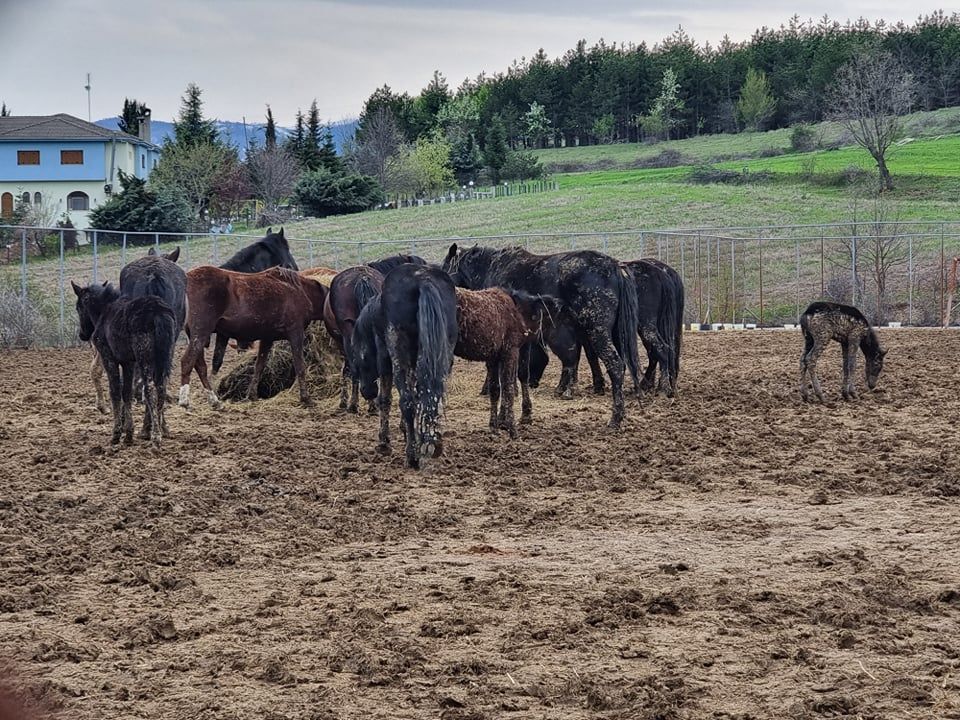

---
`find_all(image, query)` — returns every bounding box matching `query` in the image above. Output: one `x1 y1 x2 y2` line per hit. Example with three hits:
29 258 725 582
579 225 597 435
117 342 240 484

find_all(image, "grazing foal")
799 301 887 402
455 288 558 437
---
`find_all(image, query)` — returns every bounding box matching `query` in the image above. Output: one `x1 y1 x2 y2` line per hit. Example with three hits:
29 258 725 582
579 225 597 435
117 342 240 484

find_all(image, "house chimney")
139 107 152 144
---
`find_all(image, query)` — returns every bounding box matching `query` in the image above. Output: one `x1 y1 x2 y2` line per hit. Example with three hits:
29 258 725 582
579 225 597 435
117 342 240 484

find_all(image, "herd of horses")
71 228 887 468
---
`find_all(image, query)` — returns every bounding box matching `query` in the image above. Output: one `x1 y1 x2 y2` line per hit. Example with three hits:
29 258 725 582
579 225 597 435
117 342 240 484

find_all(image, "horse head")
264 227 299 270
351 297 382 401
865 341 887 390
443 243 489 289
147 246 181 263
507 290 563 338
72 280 119 342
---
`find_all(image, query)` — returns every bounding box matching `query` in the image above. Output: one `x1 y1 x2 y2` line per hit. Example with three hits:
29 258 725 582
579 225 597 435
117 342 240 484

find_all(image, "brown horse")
179 266 328 409
455 287 560 438
323 266 384 413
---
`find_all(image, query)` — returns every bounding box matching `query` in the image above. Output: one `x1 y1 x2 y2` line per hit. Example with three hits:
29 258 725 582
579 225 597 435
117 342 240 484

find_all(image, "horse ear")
278 227 285 238
102 280 109 287
147 246 157 256
71 280 83 297
166 247 181 263
266 227 273 235
445 243 458 261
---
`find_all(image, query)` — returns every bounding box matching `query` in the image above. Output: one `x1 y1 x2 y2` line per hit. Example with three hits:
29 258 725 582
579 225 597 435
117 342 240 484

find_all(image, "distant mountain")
95 117 359 158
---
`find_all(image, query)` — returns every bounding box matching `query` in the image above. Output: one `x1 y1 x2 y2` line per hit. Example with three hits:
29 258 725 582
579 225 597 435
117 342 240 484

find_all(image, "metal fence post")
730 237 736 324
819 230 825 298
758 232 764 327
59 229 65 345
20 228 27 301
795 235 801 321
212 233 219 265
121 232 127 267
941 223 946 326
908 235 914 325
851 233 858 308
602 234 608 254
308 240 314 268
185 235 191 269
92 230 99 283
705 234 712 324
155 232 160 252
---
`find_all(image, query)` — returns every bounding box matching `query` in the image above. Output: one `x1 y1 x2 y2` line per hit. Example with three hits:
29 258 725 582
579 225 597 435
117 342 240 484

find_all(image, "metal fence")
2 220 960 347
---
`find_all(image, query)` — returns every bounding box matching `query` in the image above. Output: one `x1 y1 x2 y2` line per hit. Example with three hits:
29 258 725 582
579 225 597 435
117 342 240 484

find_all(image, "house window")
33 192 41 205
17 150 40 165
152 158 157 169
1 193 12 218
67 191 89 211
141 155 145 169
61 150 84 165
21 192 31 204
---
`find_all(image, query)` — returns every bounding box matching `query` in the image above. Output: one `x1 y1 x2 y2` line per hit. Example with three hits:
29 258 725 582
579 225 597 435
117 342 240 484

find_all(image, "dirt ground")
1 329 959 720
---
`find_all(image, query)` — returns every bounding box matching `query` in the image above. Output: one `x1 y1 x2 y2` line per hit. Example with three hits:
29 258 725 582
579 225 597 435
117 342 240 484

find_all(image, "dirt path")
1 330 959 719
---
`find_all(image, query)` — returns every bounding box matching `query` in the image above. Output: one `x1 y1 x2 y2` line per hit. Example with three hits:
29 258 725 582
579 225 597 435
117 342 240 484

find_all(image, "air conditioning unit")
104 183 113 194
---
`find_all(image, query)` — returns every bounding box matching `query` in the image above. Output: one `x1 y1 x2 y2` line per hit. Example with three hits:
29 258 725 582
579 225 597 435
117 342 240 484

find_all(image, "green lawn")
531 106 960 172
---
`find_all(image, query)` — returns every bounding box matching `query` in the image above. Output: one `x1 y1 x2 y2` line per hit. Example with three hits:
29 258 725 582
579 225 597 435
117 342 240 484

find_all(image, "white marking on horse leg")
178 384 191 408
208 390 223 409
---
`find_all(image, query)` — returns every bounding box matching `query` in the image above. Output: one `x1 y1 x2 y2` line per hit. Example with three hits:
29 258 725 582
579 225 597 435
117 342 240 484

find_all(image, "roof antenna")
84 73 91 122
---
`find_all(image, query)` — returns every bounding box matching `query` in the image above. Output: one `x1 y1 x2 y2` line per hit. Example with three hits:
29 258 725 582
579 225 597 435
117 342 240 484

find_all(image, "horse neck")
859 328 880 358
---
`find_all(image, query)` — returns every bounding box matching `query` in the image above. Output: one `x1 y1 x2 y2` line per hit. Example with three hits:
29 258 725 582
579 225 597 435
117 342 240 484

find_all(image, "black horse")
211 227 299 375
443 244 640 428
376 265 458 469
73 253 185 445
367 253 427 275
523 259 685 399
799 301 887 402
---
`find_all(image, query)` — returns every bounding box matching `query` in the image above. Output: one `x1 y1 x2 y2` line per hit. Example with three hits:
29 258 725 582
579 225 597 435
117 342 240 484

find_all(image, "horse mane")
92 281 121 303
860 326 882 357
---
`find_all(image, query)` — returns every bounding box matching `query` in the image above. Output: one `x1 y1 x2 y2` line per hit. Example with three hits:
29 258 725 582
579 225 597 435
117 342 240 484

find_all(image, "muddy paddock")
1 330 959 720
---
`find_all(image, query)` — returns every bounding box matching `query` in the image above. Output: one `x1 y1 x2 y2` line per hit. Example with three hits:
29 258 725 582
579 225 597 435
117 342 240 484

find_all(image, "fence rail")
2 220 960 347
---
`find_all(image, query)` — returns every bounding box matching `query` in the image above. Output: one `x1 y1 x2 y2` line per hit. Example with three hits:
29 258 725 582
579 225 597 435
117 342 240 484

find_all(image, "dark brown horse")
323 265 384 412
455 288 559 437
799 301 887 402
179 266 328 409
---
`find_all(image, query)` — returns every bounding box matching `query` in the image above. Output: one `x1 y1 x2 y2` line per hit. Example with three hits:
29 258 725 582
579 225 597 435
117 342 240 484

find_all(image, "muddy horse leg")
799 330 814 401
588 329 626 429
90 347 108 414
377 371 393 453
583 341 606 395
120 361 135 445
100 352 124 445
288 331 313 407
393 363 419 469
805 341 826 402
485 359 501 433
842 341 859 401
211 333 230 377
246 339 274 402
500 349 519 438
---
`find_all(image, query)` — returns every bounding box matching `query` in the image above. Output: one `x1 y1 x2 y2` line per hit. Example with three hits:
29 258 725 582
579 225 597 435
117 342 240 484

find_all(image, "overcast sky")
0 0 949 126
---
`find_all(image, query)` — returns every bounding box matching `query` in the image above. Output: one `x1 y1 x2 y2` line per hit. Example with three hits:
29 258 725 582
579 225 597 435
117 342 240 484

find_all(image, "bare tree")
829 50 916 191
350 107 405 188
246 147 300 221
151 142 237 225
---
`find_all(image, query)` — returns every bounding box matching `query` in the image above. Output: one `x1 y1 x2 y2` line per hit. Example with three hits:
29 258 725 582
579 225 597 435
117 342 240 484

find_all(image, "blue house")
0 113 161 228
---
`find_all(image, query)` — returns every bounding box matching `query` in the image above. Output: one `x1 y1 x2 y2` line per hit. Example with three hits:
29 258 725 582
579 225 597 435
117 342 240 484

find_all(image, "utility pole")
84 73 91 122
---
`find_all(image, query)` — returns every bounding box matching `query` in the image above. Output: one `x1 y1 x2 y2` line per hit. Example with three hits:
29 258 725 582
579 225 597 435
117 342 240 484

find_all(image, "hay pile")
216 321 343 402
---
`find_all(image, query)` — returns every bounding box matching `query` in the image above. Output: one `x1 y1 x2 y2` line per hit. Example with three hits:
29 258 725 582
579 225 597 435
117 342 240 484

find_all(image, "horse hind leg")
247 339 274 402
211 333 229 377
120 363 136 445
584 342 606 395
377 372 393 453
288 332 313 408
90 348 108 414
485 360 501 433
587 329 627 429
500 351 519 439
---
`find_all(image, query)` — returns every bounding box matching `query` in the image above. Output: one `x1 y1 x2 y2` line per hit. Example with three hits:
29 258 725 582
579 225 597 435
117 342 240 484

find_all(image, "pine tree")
173 83 219 147
483 117 509 183
737 68 776 131
265 106 277 150
317 125 342 173
0 102 10 117
285 109 306 163
118 98 148 136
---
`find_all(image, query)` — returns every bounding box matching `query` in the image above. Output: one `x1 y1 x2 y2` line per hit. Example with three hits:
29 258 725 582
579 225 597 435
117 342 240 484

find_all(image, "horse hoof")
376 442 391 455
592 385 606 396
520 414 533 425
137 430 150 440
560 388 574 400
366 405 378 417
301 397 315 408
96 404 109 415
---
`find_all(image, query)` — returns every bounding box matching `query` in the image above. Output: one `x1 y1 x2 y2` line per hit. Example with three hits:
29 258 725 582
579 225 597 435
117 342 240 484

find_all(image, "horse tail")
614 268 642 392
354 274 379 314
126 297 177 392
655 270 678 388
415 281 454 416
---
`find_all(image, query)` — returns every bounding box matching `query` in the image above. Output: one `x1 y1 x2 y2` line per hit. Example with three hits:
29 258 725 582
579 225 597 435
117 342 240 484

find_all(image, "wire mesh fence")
2 220 959 347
